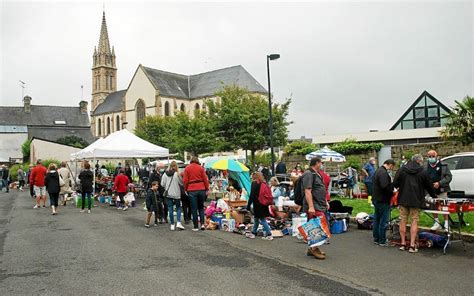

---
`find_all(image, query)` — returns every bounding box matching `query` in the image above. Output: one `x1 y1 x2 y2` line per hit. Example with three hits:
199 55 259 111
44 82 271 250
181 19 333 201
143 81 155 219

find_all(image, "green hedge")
330 139 383 155
8 163 30 182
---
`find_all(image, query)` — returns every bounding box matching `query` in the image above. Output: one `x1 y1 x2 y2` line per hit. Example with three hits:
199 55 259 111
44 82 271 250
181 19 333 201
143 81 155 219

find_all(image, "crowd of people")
2 147 455 259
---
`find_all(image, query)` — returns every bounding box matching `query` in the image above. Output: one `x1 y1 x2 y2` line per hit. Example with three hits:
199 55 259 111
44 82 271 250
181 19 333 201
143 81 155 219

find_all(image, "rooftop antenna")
19 80 26 99
81 85 84 100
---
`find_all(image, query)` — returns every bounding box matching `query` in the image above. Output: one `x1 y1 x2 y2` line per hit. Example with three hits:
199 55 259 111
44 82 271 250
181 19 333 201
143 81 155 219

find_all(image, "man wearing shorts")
30 160 47 208
393 154 437 253
113 168 129 210
425 150 452 231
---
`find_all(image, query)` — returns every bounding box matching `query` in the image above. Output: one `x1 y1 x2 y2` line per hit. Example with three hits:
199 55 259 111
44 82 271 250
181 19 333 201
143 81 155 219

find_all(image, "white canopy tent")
71 129 169 160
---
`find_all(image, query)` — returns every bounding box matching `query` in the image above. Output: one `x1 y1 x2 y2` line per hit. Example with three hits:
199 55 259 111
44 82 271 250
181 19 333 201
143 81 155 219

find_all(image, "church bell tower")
91 11 117 111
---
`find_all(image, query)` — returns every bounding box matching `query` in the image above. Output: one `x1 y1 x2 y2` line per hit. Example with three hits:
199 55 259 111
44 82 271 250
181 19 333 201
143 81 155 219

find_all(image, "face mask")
428 157 437 164
320 165 325 171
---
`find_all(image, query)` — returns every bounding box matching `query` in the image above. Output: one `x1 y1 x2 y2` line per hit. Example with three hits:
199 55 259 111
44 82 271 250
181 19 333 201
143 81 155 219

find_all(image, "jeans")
1 179 9 192
365 182 373 196
188 190 206 229
167 198 182 224
372 200 390 244
82 192 92 210
252 218 272 237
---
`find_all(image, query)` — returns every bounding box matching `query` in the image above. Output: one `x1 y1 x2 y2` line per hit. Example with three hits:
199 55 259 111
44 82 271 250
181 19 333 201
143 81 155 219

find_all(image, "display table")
224 199 247 209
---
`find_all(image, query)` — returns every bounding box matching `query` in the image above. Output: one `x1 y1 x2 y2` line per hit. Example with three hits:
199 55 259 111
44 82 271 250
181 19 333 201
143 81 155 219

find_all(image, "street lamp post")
266 54 280 177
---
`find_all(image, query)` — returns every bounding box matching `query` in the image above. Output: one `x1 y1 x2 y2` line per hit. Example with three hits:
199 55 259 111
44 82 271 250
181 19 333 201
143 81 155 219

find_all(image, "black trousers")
49 192 59 207
181 195 192 222
155 198 168 223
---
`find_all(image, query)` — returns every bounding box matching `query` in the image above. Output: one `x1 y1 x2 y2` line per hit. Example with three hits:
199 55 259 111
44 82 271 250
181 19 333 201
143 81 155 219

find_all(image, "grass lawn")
332 197 474 234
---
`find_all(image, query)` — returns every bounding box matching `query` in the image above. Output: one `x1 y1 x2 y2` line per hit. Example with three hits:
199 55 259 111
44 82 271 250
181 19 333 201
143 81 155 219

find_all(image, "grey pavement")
0 190 473 295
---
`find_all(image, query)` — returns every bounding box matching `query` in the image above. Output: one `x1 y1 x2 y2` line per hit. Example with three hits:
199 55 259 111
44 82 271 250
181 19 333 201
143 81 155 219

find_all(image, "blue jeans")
188 190 206 229
1 179 9 192
372 200 390 244
167 198 182 224
252 218 272 237
82 192 92 210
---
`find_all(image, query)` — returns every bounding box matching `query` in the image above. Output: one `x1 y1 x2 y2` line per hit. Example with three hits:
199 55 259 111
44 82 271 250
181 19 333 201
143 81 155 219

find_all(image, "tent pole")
93 157 96 195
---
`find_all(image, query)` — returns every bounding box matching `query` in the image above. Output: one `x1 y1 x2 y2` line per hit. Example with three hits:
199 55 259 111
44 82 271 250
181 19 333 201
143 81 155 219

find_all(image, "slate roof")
0 105 90 127
92 89 126 116
28 126 95 144
141 65 267 99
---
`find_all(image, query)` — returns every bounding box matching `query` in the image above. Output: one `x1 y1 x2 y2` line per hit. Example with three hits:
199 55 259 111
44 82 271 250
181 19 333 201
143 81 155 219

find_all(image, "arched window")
106 117 111 135
164 101 170 117
195 103 200 111
116 115 120 131
106 74 109 90
97 118 102 136
136 100 146 123
180 103 185 112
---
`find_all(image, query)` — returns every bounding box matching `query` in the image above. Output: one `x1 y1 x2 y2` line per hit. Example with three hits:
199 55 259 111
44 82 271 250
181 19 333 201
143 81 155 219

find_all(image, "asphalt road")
1 190 473 295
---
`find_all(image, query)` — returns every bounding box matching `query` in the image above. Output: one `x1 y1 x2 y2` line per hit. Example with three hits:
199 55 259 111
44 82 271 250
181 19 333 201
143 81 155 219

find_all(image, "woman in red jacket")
183 157 209 231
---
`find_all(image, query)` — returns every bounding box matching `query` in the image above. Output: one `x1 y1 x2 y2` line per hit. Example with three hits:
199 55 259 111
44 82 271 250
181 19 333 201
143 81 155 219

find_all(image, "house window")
165 101 170 117
180 103 185 112
195 103 200 111
116 115 120 131
107 117 111 135
136 100 146 123
98 118 102 136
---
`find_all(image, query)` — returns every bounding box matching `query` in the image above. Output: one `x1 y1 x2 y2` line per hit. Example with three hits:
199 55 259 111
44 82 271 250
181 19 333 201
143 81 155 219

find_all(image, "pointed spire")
98 10 111 54
111 46 115 56
94 46 97 55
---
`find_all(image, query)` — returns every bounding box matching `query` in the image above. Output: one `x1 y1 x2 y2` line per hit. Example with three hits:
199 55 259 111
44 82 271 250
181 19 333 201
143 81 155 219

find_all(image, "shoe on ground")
399 245 406 251
176 222 185 230
379 242 390 247
154 223 158 226
123 206 128 211
200 225 205 231
117 207 123 210
192 228 199 232
408 246 418 253
245 233 256 239
88 210 91 214
42 205 46 208
309 247 326 259
145 224 150 228
262 236 274 241
431 222 442 231
80 210 85 213
33 205 39 209
170 224 175 231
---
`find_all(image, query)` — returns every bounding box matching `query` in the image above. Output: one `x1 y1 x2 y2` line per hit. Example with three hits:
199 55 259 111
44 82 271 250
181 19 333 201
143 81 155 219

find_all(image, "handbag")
59 174 65 187
163 172 175 198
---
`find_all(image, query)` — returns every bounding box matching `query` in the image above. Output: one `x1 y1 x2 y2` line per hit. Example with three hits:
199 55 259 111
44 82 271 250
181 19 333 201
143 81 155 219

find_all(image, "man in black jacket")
372 159 395 246
393 154 437 253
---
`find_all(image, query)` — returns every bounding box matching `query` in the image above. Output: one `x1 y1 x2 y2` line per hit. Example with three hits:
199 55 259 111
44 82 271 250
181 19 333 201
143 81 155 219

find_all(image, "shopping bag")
298 217 330 247
390 191 398 206
291 216 307 237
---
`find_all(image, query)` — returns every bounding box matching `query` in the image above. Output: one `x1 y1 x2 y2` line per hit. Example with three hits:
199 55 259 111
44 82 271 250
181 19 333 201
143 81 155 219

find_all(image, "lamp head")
268 54 280 60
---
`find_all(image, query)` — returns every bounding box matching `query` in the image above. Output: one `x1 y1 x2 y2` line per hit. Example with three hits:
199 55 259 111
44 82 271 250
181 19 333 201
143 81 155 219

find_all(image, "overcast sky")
1 0 472 138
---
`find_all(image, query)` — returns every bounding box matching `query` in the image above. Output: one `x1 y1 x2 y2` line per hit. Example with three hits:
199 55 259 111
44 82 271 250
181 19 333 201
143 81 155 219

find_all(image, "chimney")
23 96 32 113
79 101 88 114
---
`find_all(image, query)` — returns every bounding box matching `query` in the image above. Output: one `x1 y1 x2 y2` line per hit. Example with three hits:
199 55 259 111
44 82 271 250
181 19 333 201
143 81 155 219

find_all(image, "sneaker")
408 246 418 253
200 225 205 231
117 207 123 210
262 236 274 241
88 210 91 214
145 224 150 228
33 205 39 209
154 223 158 226
170 224 175 231
192 228 199 232
176 222 185 230
245 233 256 239
42 205 46 208
80 210 85 213
399 245 406 251
444 221 449 232
123 206 128 211
379 242 390 247
431 223 442 231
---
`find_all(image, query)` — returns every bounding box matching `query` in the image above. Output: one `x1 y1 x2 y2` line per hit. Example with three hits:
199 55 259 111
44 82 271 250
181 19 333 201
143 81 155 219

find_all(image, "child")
145 181 159 227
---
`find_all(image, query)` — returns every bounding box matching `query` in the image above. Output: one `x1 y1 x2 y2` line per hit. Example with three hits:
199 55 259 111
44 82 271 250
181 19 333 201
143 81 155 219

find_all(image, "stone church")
90 12 267 137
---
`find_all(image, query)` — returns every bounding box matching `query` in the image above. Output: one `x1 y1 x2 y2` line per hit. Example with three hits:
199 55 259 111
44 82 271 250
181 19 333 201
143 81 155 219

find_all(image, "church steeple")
91 10 117 111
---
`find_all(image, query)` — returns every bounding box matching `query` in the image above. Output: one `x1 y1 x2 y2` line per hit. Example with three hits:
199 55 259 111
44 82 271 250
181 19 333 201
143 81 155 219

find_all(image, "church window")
107 117 111 135
106 75 109 90
98 118 102 136
116 115 120 131
164 101 170 117
136 100 146 123
180 103 185 113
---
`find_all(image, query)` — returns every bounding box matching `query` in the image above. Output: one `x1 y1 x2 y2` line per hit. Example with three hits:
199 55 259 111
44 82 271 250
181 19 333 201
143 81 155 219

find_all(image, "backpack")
258 182 274 206
293 171 319 206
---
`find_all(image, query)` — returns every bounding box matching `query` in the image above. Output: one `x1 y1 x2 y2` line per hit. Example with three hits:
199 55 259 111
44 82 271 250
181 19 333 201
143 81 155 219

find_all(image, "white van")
441 152 474 198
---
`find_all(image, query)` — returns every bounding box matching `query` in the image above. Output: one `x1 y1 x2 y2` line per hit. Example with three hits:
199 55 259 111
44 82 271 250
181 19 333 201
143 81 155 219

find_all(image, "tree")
56 136 89 149
21 138 32 161
206 85 292 162
135 115 177 152
440 96 474 144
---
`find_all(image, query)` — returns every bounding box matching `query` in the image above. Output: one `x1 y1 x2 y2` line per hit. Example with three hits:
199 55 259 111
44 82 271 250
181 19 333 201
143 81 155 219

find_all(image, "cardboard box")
220 219 236 232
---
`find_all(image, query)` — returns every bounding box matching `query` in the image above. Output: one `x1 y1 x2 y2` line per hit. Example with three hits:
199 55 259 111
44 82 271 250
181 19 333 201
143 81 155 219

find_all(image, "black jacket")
146 188 159 209
373 166 393 203
44 171 60 194
426 161 452 194
247 181 270 218
79 169 94 193
393 161 437 208
2 168 9 180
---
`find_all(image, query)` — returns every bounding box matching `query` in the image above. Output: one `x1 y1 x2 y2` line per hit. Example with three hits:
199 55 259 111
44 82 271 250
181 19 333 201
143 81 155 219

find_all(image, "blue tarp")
228 171 251 201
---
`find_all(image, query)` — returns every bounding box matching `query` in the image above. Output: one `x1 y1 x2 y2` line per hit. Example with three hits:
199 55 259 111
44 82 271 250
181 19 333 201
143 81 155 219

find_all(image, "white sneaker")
176 222 185 230
431 223 442 231
33 205 39 209
117 207 123 210
123 206 128 211
245 233 256 239
88 210 91 214
192 228 199 232
262 236 274 241
170 224 175 231
80 210 85 213
444 221 449 232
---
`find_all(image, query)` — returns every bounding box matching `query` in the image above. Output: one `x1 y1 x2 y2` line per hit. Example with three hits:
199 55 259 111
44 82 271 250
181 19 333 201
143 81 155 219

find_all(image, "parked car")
441 152 474 198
